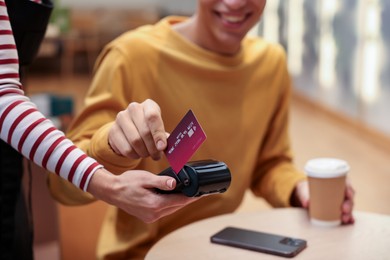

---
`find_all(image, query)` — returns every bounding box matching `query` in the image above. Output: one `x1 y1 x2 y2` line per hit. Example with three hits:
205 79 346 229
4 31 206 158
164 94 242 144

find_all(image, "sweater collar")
157 16 245 67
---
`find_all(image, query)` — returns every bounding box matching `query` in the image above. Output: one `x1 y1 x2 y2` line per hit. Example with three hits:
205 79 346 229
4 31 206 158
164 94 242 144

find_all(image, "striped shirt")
0 0 102 191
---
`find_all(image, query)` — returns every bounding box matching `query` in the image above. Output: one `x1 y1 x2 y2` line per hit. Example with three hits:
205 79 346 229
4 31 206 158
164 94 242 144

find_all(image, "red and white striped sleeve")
0 0 103 191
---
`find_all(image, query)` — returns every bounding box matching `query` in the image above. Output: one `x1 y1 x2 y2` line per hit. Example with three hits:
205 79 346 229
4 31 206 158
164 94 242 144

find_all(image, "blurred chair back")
61 9 100 77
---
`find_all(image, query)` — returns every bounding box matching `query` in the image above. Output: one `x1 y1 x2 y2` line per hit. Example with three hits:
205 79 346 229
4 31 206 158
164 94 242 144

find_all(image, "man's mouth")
221 14 247 24
215 11 252 29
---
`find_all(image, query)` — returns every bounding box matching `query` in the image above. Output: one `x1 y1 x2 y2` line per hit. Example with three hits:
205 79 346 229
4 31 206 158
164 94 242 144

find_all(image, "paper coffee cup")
304 158 350 227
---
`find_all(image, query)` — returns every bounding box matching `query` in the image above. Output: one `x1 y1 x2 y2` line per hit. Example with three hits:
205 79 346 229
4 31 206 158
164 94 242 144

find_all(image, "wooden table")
145 208 390 259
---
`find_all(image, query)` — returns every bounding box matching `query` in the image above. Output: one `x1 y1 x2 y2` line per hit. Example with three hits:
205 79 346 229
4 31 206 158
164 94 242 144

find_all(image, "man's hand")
87 169 199 223
293 179 355 225
108 99 168 160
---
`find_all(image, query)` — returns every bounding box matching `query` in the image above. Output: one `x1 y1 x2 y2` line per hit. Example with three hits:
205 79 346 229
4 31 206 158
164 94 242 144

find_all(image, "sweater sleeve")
0 0 102 191
250 48 306 207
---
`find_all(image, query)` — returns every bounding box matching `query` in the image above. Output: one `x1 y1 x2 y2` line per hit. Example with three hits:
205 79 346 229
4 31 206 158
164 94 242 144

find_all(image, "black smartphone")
210 227 307 258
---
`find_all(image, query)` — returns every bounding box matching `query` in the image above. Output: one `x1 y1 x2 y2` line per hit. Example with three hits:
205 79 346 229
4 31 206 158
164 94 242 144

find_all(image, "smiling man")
49 0 355 259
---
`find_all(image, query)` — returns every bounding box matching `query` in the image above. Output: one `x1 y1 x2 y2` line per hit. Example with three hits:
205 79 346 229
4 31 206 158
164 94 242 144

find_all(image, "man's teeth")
222 15 245 23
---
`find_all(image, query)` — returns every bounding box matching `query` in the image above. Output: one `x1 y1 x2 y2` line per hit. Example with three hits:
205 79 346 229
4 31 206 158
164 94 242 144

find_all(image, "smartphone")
210 227 307 258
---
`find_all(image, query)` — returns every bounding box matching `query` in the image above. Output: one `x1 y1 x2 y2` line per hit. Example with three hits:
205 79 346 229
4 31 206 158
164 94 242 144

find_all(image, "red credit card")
165 109 207 174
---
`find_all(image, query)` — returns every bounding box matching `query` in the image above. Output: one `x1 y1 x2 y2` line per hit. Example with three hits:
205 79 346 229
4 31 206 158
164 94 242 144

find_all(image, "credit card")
165 109 207 174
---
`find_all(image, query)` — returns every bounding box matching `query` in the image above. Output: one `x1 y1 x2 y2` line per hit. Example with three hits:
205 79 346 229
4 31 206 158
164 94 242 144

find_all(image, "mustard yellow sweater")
49 16 306 259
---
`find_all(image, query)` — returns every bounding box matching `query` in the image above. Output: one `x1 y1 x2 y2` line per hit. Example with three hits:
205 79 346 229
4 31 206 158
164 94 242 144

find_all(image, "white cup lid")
304 158 350 178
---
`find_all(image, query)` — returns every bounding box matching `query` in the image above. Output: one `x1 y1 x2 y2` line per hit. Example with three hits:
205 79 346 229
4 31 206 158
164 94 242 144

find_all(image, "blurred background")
24 0 390 259
260 0 390 141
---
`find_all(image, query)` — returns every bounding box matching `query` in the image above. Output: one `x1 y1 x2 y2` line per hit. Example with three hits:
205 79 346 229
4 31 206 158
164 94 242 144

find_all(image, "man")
49 0 355 258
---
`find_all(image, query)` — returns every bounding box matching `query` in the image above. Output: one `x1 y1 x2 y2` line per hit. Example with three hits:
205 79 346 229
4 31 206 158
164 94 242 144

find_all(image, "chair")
61 10 100 77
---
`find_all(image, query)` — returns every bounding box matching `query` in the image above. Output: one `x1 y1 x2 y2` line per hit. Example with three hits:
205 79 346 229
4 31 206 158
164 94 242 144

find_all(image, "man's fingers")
109 123 139 158
111 100 166 160
143 99 167 152
345 186 355 200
